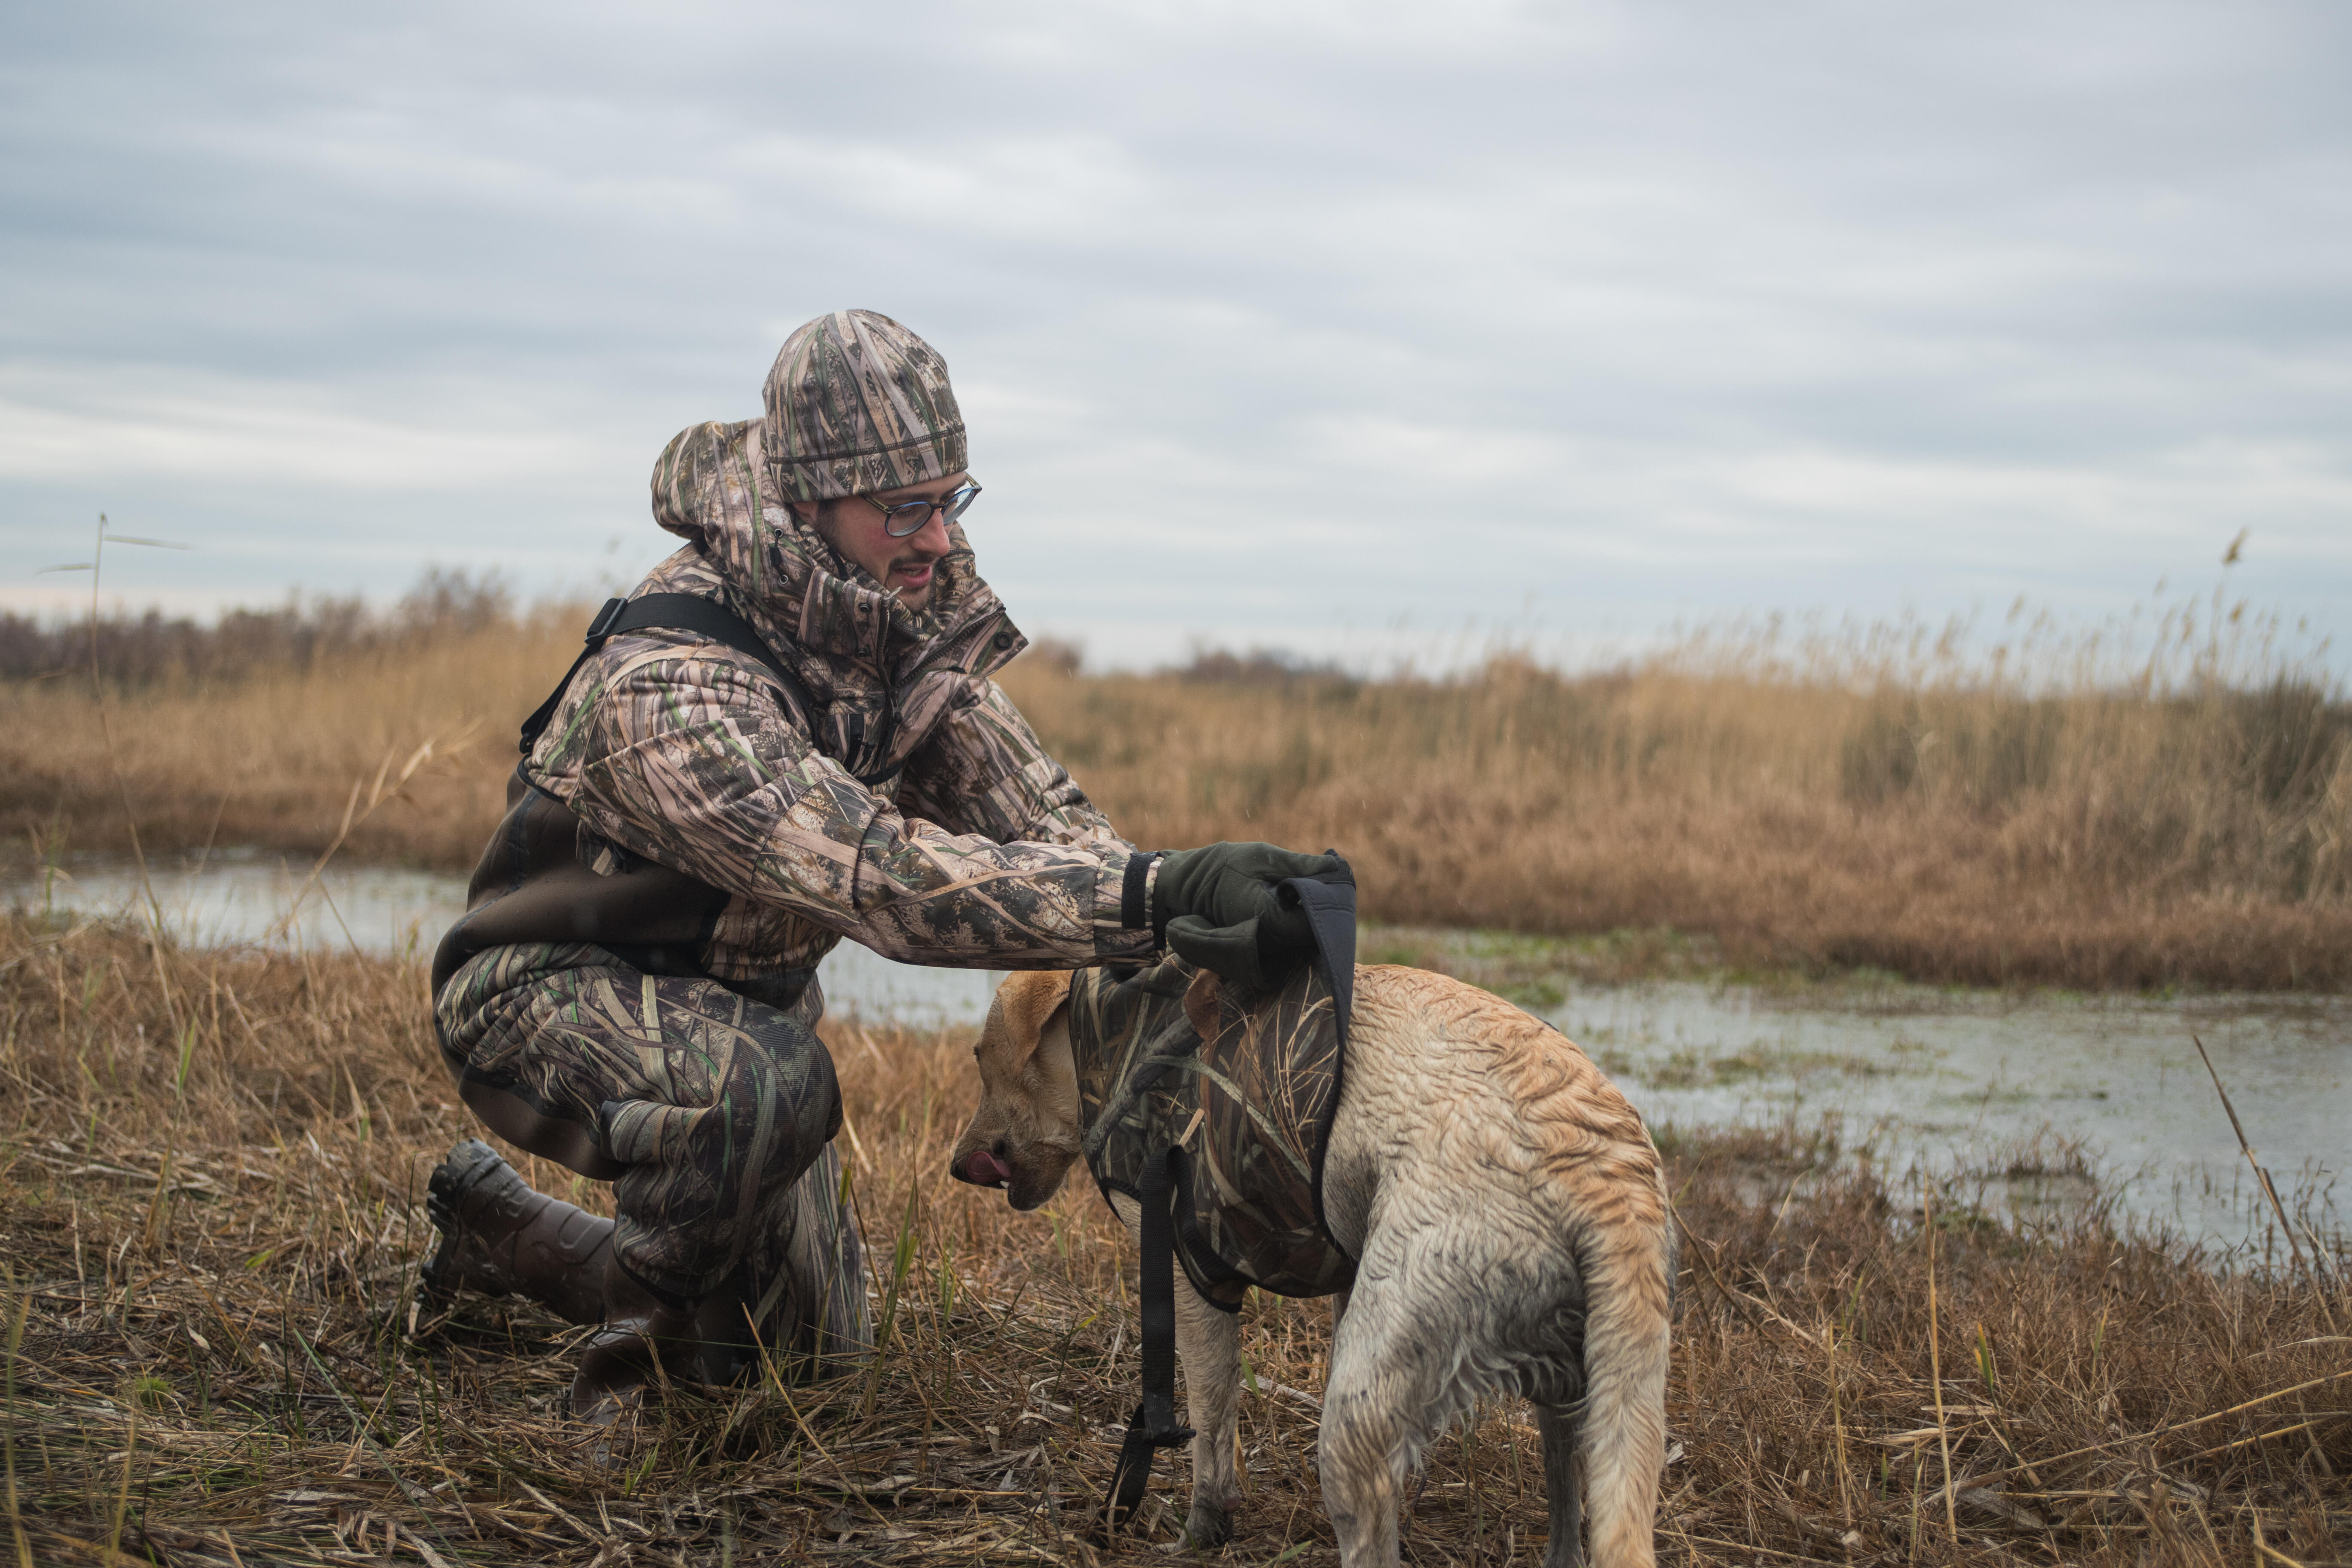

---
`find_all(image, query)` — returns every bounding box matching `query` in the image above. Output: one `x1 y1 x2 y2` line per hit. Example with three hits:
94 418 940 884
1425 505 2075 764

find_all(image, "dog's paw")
1182 1501 1233 1550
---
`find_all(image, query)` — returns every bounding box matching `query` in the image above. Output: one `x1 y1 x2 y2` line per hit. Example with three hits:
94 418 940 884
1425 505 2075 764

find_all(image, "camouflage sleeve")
895 680 1129 851
550 650 1158 970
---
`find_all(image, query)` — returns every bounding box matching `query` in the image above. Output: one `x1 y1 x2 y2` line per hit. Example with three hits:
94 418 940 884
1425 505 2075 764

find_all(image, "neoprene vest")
429 594 820 1002
1066 948 1358 1309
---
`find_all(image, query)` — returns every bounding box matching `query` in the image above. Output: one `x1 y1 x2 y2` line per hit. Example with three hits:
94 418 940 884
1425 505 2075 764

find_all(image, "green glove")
1153 842 1352 989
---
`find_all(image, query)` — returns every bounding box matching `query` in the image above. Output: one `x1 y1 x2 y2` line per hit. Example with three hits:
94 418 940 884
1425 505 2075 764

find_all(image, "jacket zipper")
857 608 899 785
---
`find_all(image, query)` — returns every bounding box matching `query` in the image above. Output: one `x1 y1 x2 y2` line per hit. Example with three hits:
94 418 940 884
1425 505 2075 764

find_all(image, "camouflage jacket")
446 419 1158 990
1067 956 1357 1308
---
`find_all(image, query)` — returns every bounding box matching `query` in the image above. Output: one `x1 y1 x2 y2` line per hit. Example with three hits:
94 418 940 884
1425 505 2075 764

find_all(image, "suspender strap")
1104 1146 1195 1532
516 592 819 756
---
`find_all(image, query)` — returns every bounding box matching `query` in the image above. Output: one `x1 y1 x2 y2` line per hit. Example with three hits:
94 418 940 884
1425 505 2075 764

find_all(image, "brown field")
3 589 2346 991
0 915 2345 1567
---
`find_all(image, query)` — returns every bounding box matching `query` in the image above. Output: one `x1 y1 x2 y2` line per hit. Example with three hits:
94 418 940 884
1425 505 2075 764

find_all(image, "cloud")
0 365 615 490
0 0 2346 669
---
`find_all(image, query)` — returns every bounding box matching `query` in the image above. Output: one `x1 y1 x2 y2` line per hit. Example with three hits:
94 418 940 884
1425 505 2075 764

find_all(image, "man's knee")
740 1021 842 1176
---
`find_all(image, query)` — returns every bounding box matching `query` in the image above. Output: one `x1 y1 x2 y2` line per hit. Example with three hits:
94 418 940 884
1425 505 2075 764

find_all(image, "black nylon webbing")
1279 872 1355 1048
1284 868 1361 1269
1106 1146 1194 1530
1120 851 1162 932
516 592 820 756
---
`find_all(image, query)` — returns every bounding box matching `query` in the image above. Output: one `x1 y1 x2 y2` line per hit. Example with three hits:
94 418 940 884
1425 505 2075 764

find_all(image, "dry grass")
0 914 2344 1566
2 593 2348 990
0 615 578 873
999 609 2352 991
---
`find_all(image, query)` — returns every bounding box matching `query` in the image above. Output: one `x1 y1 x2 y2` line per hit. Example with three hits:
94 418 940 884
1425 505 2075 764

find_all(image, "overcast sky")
3 0 2347 671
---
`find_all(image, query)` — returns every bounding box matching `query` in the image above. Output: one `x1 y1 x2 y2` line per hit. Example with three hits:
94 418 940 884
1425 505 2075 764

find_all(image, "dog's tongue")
960 1149 1012 1188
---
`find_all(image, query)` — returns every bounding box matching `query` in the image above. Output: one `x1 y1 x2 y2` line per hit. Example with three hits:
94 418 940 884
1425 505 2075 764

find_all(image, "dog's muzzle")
954 1149 1013 1189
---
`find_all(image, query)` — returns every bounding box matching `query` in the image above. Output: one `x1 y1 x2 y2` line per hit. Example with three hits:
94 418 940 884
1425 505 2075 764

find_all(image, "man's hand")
1153 843 1352 989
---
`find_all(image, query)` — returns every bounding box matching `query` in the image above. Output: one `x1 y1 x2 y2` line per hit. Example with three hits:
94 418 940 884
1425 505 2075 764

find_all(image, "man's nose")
906 512 952 557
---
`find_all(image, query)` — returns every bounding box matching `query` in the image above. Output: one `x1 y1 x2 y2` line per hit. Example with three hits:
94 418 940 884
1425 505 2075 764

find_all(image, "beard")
889 557 941 609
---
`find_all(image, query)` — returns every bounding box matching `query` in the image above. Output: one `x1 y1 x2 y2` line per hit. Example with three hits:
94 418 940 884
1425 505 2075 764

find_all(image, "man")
423 309 1338 1429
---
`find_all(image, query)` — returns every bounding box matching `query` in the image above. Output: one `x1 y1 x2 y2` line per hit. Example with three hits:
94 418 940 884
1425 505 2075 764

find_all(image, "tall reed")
2 590 2343 989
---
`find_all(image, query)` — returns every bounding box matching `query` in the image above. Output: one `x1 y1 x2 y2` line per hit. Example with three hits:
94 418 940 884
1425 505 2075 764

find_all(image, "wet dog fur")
949 965 1673 1568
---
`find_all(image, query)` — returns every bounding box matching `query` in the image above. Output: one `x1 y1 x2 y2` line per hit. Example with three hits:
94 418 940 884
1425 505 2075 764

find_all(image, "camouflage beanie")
762 310 968 503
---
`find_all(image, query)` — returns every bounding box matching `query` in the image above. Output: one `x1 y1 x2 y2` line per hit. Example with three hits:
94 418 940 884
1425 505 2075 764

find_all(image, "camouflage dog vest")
1064 883 1359 1311
1071 873 1357 1530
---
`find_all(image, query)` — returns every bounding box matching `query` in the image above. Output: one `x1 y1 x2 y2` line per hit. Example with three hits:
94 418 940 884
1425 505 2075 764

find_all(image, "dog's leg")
1321 1232 1499 1568
1535 1401 1584 1568
1328 1285 1351 1337
1319 1282 1410 1568
1174 1283 1242 1547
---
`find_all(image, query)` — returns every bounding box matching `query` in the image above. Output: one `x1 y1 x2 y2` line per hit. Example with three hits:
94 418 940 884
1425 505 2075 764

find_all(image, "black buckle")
583 596 627 643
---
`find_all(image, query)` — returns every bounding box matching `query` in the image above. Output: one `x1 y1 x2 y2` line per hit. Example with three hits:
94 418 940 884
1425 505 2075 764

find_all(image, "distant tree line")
0 567 516 687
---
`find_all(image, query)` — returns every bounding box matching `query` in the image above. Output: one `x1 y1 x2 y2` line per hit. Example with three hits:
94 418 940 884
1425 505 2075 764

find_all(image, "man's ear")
993 971 1074 1068
786 496 835 536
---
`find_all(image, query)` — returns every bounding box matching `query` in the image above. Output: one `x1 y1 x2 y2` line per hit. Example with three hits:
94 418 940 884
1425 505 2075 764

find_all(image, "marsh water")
1555 981 2345 1250
0 851 1004 1031
10 854 2344 1250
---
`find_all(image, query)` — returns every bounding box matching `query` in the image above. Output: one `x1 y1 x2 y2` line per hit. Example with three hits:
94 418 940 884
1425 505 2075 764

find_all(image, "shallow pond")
1552 980 2346 1250
3 851 1001 1031
9 854 2343 1248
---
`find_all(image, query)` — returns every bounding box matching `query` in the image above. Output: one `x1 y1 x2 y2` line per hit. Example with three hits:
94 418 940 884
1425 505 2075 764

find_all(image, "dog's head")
949 970 1081 1212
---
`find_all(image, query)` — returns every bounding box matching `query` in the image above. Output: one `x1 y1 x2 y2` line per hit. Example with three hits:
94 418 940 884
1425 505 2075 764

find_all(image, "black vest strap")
1104 1146 1196 1533
1279 871 1356 1049
1286 867 1361 1271
516 593 819 755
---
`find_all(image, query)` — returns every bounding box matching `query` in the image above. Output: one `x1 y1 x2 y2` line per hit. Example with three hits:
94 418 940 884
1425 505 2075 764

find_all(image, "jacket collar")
662 420 1014 679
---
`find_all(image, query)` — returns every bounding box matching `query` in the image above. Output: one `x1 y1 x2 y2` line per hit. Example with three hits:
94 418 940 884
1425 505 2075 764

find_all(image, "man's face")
800 471 972 610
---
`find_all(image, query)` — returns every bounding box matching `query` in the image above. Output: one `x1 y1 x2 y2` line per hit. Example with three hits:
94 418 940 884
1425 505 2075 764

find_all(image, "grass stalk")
104 1400 134 1561
863 1182 923 1419
3 1275 29 1568
2195 1033 2341 1333
1926 1183 1957 1545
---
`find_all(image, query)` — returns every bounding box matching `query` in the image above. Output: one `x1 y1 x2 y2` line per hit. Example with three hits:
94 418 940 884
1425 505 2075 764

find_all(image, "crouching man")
421 308 1338 1431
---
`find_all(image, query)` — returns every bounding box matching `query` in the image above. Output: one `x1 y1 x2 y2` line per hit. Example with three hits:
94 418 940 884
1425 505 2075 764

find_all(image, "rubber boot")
686 1265 762 1387
569 1257 707 1428
422 1139 613 1326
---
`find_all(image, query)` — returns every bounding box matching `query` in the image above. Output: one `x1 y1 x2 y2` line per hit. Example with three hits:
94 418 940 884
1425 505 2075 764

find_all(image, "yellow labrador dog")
950 965 1672 1568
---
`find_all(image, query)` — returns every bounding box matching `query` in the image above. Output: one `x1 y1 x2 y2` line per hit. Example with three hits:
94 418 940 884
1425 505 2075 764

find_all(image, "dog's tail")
1575 1170 1675 1568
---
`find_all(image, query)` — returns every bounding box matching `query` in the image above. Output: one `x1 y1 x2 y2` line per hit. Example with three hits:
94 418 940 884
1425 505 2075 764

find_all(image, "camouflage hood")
646 418 1026 783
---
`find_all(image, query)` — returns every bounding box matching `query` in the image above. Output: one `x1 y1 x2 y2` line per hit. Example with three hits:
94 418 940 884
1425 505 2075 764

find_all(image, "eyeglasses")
869 482 982 539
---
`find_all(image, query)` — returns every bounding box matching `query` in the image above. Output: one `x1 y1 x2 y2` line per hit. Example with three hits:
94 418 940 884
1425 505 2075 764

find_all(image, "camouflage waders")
434 942 867 1366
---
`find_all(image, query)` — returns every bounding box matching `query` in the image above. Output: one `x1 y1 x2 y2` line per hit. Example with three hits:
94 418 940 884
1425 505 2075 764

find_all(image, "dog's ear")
994 971 1074 1068
1182 968 1224 1040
